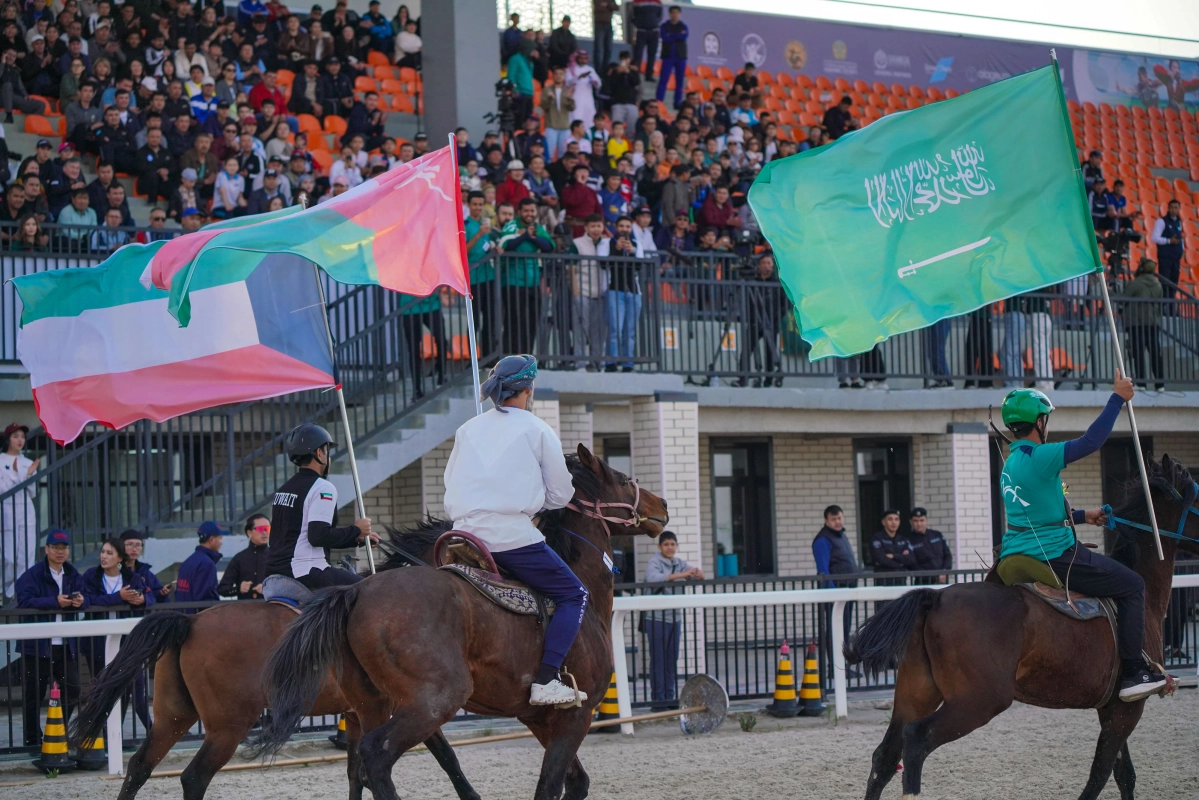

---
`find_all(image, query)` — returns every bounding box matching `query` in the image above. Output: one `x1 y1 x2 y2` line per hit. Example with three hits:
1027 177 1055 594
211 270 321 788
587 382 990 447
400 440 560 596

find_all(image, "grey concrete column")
421 0 500 143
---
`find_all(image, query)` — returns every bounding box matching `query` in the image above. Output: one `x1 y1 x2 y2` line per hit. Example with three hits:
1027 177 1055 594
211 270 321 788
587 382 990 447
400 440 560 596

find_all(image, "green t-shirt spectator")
464 216 494 283
497 218 553 287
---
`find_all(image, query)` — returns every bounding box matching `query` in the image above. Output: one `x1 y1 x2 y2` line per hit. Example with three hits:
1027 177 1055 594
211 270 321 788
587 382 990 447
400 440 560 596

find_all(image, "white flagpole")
450 132 484 416
1051 49 1164 561
301 193 376 574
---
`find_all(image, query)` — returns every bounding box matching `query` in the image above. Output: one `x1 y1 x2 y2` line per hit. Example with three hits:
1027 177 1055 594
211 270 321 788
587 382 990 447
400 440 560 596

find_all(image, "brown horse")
256 445 668 800
846 455 1199 800
70 528 480 800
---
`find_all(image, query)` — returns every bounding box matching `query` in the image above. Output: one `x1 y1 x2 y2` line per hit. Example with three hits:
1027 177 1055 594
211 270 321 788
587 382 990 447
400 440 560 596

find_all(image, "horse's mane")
1108 454 1193 568
377 454 607 571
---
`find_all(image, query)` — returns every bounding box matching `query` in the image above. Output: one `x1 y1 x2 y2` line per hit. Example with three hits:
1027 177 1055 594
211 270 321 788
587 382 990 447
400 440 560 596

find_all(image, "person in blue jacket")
81 536 155 731
15 528 88 746
119 529 175 601
175 521 224 604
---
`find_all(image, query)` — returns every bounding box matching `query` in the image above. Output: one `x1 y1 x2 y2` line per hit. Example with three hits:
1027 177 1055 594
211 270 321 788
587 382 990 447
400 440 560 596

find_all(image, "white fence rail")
2 575 1198 773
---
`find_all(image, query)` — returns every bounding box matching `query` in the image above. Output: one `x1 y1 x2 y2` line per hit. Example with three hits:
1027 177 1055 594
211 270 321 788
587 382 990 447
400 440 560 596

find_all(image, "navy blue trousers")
493 542 589 668
646 617 680 704
1047 544 1145 661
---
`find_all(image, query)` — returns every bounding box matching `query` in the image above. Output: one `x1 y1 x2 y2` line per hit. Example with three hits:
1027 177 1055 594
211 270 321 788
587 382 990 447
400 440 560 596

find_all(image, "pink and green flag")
147 146 469 324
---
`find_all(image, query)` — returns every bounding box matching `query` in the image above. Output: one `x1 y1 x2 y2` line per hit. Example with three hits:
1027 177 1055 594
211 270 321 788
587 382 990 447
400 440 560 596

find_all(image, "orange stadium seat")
716 67 734 82
815 75 832 91
367 51 390 67
354 76 378 92
758 69 774 85
944 88 959 99
324 115 348 136
926 87 944 102
311 148 332 173
380 78 404 94
24 115 56 137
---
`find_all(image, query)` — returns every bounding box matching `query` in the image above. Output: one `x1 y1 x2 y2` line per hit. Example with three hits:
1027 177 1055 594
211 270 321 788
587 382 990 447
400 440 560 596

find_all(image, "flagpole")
1050 49 1164 561
301 193 376 574
450 132 484 416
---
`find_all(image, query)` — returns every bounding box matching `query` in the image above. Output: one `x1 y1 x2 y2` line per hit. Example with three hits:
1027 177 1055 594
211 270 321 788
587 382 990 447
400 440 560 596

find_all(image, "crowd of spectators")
0 0 424 251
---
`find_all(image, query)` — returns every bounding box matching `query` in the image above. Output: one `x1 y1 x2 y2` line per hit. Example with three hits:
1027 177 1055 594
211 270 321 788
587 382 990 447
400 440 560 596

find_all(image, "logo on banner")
872 49 912 77
741 33 766 67
824 40 857 76
927 57 954 83
832 40 848 60
703 31 720 57
785 40 807 70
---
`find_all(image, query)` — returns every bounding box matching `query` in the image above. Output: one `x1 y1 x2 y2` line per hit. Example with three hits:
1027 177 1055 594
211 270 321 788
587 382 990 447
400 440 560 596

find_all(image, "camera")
483 79 517 136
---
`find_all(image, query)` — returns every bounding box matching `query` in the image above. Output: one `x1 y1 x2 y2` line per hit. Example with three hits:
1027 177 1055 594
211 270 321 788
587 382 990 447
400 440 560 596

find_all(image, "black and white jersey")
266 470 361 578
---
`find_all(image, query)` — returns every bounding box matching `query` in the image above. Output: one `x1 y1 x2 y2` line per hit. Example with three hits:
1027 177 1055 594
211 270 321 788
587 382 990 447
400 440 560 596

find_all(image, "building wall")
698 435 712 576
771 436 860 577
421 440 454 519
559 403 594 455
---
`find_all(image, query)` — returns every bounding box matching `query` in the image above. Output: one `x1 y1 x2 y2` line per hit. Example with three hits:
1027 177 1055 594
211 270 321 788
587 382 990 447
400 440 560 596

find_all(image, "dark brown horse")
256 445 668 800
846 455 1199 800
70 528 480 800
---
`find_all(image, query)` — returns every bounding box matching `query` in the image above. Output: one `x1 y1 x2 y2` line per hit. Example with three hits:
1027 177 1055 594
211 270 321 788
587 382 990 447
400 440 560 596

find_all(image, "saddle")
433 531 556 621
261 574 314 613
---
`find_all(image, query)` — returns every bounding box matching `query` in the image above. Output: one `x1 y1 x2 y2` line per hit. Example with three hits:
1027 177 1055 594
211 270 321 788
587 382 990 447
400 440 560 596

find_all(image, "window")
710 441 774 575
854 441 912 554
603 437 636 579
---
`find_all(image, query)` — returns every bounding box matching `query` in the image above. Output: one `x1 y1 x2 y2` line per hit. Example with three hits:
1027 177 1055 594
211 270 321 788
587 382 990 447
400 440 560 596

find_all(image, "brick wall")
1165 433 1199 472
771 436 859 576
698 436 712 576
1062 453 1104 520
531 398 561 437
559 404 594 455
631 398 702 573
421 439 454 519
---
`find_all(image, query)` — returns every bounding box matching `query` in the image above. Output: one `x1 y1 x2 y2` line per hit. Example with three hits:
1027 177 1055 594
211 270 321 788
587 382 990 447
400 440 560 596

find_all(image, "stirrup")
555 666 584 709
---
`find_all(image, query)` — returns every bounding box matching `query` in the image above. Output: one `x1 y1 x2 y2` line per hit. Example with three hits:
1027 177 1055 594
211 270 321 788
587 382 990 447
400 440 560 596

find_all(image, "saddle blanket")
439 563 556 618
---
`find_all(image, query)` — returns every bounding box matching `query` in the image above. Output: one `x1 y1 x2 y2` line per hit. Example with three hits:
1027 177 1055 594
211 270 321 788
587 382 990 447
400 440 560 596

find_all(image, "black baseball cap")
37 138 52 148
909 507 928 518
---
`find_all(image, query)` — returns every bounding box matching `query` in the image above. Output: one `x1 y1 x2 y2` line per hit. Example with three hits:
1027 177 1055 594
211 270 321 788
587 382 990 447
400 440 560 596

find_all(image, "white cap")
507 159 525 170
727 126 745 143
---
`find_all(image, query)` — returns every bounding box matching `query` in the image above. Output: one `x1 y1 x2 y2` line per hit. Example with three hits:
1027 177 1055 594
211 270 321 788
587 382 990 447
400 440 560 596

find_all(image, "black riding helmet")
285 423 335 466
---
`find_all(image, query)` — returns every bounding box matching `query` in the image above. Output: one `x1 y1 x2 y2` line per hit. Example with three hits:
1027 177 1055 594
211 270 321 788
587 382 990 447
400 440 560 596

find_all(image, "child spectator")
213 155 247 218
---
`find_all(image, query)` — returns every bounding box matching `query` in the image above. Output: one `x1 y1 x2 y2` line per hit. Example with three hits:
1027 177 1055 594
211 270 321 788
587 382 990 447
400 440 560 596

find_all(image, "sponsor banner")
683 6 1070 96
1071 51 1199 111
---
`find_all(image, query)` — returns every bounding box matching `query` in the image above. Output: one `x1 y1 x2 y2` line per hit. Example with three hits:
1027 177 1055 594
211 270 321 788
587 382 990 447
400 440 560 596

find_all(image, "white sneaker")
529 679 588 707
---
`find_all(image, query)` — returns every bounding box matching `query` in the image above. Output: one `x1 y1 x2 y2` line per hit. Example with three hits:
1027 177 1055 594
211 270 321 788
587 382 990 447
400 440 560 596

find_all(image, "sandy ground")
2 690 1197 799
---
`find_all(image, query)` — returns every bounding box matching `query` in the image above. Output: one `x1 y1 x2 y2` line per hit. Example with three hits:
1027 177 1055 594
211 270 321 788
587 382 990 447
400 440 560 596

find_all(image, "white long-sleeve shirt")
1151 216 1179 246
443 408 575 552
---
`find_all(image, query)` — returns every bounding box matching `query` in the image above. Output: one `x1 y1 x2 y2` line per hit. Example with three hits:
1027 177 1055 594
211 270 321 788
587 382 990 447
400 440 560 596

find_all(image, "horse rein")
1102 481 1199 543
567 479 647 538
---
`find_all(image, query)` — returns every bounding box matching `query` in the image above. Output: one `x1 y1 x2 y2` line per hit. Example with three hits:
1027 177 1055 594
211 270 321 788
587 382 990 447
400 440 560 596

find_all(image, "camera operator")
736 252 783 387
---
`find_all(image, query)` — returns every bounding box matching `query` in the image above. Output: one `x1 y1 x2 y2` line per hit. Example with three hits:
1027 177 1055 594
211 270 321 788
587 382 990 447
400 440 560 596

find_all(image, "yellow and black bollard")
328 715 348 750
33 683 76 775
589 672 621 734
765 640 799 718
798 641 828 716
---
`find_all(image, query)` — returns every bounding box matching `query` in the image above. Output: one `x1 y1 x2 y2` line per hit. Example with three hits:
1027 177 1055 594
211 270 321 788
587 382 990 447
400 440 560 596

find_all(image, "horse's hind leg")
900 696 1011 798
178 729 245 800
865 637 941 800
526 712 591 800
119 655 198 800
1079 702 1144 800
358 702 457 800
424 728 482 800
344 714 365 800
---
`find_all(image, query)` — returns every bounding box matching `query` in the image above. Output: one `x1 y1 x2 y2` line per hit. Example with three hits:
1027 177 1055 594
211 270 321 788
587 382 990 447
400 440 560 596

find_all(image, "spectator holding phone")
643 530 703 710
15 529 87 746
119 528 174 601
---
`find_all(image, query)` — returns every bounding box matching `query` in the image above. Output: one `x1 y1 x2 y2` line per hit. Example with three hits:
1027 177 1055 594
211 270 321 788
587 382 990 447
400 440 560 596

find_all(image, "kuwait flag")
147 145 469 325
12 245 335 444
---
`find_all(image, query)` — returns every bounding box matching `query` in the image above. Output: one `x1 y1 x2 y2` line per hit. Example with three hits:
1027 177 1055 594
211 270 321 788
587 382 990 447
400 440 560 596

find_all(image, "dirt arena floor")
3 689 1197 799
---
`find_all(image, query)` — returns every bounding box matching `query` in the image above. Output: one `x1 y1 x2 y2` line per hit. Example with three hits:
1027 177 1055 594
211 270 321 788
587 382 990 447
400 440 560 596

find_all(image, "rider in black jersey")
265 423 378 590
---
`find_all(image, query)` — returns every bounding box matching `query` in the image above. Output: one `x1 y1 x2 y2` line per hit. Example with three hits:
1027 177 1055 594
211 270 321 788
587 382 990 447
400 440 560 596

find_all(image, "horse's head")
1111 454 1199 566
571 444 669 539
1158 454 1199 558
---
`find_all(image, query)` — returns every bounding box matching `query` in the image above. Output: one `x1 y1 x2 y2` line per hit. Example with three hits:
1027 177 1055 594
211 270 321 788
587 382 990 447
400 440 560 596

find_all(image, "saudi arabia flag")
749 64 1098 360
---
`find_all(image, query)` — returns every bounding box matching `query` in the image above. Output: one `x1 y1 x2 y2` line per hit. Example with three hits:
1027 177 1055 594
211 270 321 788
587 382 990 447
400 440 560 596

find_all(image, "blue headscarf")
481 355 538 412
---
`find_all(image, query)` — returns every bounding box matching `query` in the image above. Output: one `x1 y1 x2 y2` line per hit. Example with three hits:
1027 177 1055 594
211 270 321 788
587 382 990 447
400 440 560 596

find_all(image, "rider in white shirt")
443 355 588 706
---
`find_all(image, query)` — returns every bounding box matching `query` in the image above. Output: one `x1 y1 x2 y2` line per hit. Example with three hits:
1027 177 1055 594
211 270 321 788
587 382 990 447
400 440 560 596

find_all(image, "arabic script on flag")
864 141 996 228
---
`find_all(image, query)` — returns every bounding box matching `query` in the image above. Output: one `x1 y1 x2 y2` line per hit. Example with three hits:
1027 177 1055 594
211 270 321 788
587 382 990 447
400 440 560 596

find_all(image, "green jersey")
999 441 1074 560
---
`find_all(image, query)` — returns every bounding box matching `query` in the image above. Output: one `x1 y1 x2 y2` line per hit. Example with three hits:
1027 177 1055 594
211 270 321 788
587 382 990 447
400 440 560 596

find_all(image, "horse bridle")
567 479 649 538
1102 481 1199 544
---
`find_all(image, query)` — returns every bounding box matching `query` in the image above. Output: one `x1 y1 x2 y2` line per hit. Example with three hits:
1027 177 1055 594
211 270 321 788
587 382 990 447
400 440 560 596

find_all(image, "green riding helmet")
1001 388 1055 427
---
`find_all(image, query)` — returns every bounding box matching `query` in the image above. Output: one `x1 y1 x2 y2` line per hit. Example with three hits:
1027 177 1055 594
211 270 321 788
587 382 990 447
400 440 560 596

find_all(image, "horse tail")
844 589 940 677
253 584 361 759
70 611 192 747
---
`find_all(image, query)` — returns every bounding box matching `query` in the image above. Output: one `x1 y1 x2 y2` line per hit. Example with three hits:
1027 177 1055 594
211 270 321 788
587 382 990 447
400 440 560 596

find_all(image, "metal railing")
0 221 184 255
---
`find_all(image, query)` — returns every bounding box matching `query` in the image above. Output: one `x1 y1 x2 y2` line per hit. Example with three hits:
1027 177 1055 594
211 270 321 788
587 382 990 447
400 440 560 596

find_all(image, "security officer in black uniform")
906 507 953 585
869 509 915 587
264 423 378 590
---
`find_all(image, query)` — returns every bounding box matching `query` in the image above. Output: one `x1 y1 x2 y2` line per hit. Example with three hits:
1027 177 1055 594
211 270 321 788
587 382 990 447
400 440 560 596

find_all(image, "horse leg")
118 708 197 800
179 729 245 800
358 702 456 800
865 630 941 800
119 650 198 800
526 713 591 800
900 696 1011 798
344 714 365 800
1078 702 1144 800
563 756 590 800
423 728 482 800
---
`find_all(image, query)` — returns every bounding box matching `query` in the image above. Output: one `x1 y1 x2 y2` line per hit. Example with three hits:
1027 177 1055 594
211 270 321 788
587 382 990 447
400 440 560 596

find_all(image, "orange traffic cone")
798 641 827 716
328 715 348 749
766 640 799 718
589 672 621 734
33 683 75 775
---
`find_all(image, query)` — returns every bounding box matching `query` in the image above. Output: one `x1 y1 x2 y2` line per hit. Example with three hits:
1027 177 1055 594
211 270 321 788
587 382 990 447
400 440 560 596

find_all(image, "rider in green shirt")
998 371 1166 702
